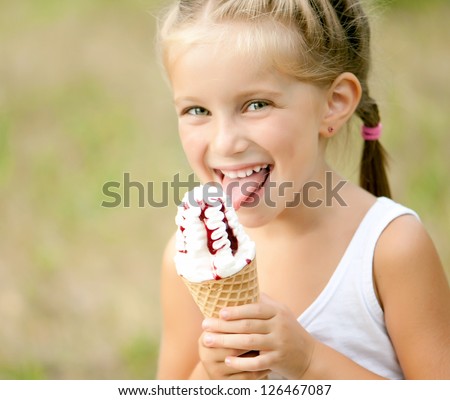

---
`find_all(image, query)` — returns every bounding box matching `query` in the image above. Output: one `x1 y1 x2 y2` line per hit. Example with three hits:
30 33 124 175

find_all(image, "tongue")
222 169 268 210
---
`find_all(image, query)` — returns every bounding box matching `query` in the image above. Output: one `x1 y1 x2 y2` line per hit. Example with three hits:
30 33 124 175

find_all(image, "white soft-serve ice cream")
175 185 256 283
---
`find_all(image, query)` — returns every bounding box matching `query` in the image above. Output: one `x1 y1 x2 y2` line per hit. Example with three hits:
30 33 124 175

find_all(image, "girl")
156 0 450 379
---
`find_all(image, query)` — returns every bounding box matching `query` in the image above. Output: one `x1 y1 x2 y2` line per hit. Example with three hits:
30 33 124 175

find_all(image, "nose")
210 116 249 157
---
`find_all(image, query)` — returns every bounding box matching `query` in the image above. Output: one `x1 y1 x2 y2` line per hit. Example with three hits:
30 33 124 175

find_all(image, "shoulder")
374 210 447 306
374 211 450 378
374 211 442 287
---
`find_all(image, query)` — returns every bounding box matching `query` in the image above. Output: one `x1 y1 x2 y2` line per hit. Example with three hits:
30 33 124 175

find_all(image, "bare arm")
156 233 207 379
375 215 450 378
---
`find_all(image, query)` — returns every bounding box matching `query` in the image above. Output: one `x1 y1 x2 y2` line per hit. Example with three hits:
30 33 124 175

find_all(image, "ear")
319 72 362 138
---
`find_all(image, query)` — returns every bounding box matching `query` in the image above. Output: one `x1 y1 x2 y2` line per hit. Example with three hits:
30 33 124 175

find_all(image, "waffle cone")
181 259 259 318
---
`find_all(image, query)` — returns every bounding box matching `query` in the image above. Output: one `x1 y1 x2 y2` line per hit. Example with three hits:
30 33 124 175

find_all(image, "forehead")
164 19 302 80
171 42 271 78
169 43 286 102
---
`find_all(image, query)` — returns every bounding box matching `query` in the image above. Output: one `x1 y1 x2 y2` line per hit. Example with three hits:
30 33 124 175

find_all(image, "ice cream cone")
181 258 259 318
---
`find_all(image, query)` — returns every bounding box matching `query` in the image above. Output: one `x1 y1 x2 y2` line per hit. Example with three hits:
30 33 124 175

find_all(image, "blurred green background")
0 0 448 379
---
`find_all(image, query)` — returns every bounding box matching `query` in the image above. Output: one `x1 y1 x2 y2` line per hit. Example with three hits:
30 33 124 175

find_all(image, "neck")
250 165 349 238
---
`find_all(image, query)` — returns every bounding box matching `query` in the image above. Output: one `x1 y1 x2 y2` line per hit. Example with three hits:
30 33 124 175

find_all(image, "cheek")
258 115 316 157
179 122 198 150
180 137 201 164
262 115 322 186
179 125 209 176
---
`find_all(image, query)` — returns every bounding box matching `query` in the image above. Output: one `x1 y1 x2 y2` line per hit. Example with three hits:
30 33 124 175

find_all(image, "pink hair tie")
361 123 382 141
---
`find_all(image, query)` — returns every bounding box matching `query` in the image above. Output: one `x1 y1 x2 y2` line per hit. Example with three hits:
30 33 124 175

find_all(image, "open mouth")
216 164 270 179
214 164 273 210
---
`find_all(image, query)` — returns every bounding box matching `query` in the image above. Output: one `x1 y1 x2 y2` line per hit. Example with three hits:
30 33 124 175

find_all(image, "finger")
225 353 272 372
200 343 246 358
203 359 244 378
199 334 245 356
219 302 274 321
202 317 270 334
199 344 250 377
203 332 270 351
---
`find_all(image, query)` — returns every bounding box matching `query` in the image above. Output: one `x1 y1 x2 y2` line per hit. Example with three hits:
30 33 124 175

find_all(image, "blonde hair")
158 0 391 198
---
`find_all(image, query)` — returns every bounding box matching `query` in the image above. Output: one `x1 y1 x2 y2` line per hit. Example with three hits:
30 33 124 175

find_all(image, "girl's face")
169 44 330 227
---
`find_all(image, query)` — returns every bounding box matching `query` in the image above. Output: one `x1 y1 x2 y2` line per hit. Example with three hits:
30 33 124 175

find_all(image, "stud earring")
328 127 335 134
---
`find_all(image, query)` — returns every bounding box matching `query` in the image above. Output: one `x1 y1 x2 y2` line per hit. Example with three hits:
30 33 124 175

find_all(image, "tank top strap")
352 197 420 252
357 197 420 321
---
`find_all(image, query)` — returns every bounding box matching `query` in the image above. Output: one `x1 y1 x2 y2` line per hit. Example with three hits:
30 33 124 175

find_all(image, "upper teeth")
222 164 268 179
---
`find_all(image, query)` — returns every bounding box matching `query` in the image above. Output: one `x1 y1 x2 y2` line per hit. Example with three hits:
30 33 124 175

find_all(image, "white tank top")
273 197 418 379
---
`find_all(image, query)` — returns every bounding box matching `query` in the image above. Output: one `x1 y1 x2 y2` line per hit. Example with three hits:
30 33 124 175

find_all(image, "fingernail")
202 319 210 329
220 309 229 319
204 334 213 345
225 357 231 366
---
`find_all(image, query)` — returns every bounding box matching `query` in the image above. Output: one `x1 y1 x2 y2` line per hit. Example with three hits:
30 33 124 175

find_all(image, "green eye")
187 107 210 116
247 101 269 111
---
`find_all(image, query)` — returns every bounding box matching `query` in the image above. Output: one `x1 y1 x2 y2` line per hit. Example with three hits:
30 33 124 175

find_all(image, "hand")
198 331 270 379
201 294 316 379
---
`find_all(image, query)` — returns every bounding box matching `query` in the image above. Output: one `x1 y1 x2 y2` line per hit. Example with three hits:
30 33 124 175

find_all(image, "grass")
0 0 448 379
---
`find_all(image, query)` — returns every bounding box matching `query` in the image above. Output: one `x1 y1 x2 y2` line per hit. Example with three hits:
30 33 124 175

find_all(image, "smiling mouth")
214 164 272 210
215 164 269 179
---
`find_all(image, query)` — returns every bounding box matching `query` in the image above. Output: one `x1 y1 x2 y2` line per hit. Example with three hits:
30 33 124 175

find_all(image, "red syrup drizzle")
201 200 238 280
178 199 239 280
197 200 239 256
179 206 187 254
179 224 187 254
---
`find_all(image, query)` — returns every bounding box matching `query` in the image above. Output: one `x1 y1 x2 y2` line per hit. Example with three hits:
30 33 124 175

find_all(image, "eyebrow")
174 90 284 106
236 90 284 100
174 96 200 107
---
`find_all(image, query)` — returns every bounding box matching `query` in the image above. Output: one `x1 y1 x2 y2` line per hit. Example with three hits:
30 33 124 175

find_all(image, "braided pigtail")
327 0 392 198
356 91 392 198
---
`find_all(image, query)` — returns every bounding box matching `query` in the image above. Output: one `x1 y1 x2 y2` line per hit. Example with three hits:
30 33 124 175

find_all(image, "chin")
237 203 279 229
